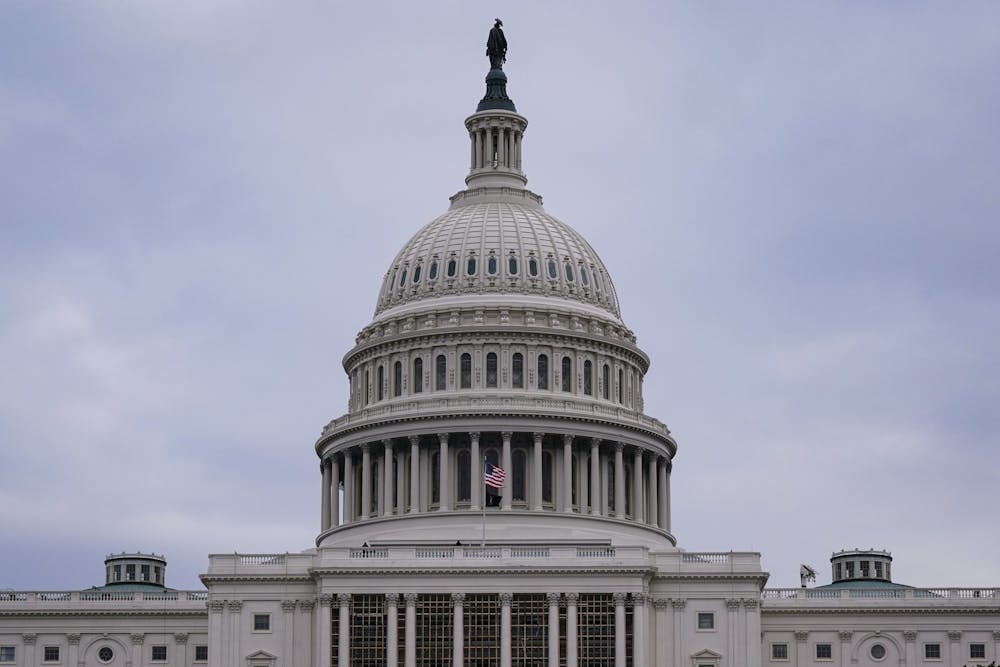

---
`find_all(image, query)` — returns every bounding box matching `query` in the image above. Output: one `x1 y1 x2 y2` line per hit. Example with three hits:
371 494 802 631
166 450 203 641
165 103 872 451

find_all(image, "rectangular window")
0 647 14 663
771 643 788 661
253 613 271 631
697 612 715 630
816 643 832 660
43 647 60 662
194 646 208 662
140 564 150 581
924 644 941 660
970 644 986 659
125 563 135 580
151 646 167 662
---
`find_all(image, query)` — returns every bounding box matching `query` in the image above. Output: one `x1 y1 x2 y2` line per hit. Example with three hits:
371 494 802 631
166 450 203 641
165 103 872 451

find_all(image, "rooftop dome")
374 195 622 322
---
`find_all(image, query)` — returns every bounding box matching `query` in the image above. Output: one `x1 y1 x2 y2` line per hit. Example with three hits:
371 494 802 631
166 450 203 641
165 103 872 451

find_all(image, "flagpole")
481 454 487 547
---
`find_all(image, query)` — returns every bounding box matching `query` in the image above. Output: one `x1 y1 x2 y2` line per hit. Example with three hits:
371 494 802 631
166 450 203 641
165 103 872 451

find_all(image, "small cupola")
830 548 892 583
104 552 167 587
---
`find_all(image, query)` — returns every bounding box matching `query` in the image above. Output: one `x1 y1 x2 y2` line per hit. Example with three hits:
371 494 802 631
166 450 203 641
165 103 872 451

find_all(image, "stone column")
227 601 241 667
452 593 465 667
475 129 483 169
470 432 481 511
386 594 399 667
745 599 761 667
647 454 658 527
21 634 36 667
500 593 512 667
566 593 578 666
578 449 589 513
902 630 917 665
562 434 574 512
130 633 144 667
653 598 669 665
438 432 451 510
208 601 224 666
613 443 625 519
485 129 494 167
948 630 962 665
321 459 332 531
590 438 601 515
395 447 405 514
658 459 669 531
726 599 741 664
632 447 644 522
319 596 334 667
279 601 295 667
361 444 372 519
338 593 351 664
66 634 80 667
331 453 340 527
382 440 394 517
409 436 420 513
501 431 512 510
633 594 647 666
794 630 809 664
547 593 560 664
613 592 626 667
404 594 417 667
296 599 314 667
343 449 355 524
469 131 475 170
672 599 686 667
532 432 544 510
838 630 852 667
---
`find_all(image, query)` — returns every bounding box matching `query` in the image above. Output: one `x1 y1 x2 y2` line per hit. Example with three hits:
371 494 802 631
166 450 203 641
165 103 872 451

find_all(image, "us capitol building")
2 24 998 667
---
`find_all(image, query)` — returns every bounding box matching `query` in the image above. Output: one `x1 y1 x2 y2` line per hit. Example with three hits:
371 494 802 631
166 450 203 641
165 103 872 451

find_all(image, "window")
43 647 60 663
413 264 421 283
924 644 941 660
537 354 549 390
413 358 423 393
845 561 854 578
113 564 121 581
140 564 150 581
869 644 885 660
581 267 589 286
436 354 447 391
467 256 477 275
528 257 538 277
398 267 407 286
508 255 518 275
816 643 832 660
564 261 574 282
834 562 842 580
542 451 553 503
151 646 167 662
194 646 208 662
860 560 870 577
447 257 457 277
512 449 526 502
512 353 524 388
561 356 572 392
583 360 593 395
486 352 497 388
874 561 883 578
970 644 986 659
547 259 557 279
0 648 15 663
393 361 402 397
617 368 623 403
125 563 135 580
431 452 440 503
377 365 385 401
487 255 497 275
771 643 788 661
458 449 471 502
429 261 438 280
697 612 714 630
364 369 370 405
154 565 162 583
97 647 113 663
253 613 271 632
460 353 472 388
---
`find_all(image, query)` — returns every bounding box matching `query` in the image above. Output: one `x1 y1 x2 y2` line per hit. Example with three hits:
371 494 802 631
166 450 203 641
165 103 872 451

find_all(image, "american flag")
483 462 506 488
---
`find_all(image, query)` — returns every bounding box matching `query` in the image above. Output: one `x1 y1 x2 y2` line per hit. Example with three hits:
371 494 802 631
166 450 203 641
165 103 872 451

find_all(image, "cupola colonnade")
318 430 672 536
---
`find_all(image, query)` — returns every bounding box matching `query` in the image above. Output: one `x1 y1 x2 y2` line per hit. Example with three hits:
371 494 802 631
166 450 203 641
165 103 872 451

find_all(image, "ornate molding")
226 600 242 612
632 593 647 605
385 593 399 607
130 633 145 645
546 592 560 604
403 593 418 606
993 630 1000 641
499 592 513 604
903 630 917 641
280 600 297 613
451 592 465 606
838 631 853 641
335 593 349 606
298 599 315 612
725 598 742 610
794 630 809 641
564 592 579 604
743 598 759 610
173 633 188 644
66 634 81 645
947 630 962 641
22 633 37 645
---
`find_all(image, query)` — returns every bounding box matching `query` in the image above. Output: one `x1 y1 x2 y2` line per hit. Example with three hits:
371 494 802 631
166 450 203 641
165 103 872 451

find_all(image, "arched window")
487 256 497 275
617 368 623 403
467 256 477 275
447 258 457 278
571 453 579 506
607 460 615 514
458 449 471 503
431 452 440 504
377 365 385 401
564 262 574 282
602 364 610 400
371 460 380 515
561 356 572 392
399 268 407 287
528 257 539 277
413 357 423 394
512 449 527 503
581 267 589 286
547 259 558 279
508 256 518 275
624 464 632 517
429 261 438 280
393 361 403 397
436 355 447 391
460 353 472 389
413 264 422 283
583 360 593 396
486 352 498 388
542 451 554 504
537 354 549 390
364 369 370 406
512 353 524 388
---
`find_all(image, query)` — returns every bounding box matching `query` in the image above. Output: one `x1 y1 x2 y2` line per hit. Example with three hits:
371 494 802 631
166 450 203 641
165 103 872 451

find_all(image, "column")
395 447 405 514
383 440 394 517
589 438 601 515
130 634 144 667
948 630 962 665
532 432 544 511
794 630 808 664
438 432 451 510
475 130 483 169
632 447 644 522
838 631 852 667
296 599 315 667
547 593 560 665
566 593 578 666
485 129 494 167
613 443 625 519
658 460 669 531
404 594 417 667
386 594 399 667
613 592 626 667
563 434 574 512
331 453 340 527
409 436 420 513
22 634 36 667
745 600 761 667
578 449 589 513
727 599 741 665
500 593 512 667
66 635 80 667
633 594 646 666
501 431 512 510
338 593 351 664
647 455 658 527
452 593 464 667
469 132 475 170
470 432 481 511
361 444 372 519
902 630 917 665
993 630 1000 667
279 602 295 667
672 599 686 667
315 597 330 667
343 449 355 524
653 598 669 665
321 459 332 531
227 601 241 667
208 601 224 666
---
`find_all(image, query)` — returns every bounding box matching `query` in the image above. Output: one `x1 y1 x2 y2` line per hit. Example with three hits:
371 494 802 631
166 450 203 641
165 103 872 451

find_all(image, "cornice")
199 575 313 584
0 609 208 618
310 566 654 577
760 606 1000 616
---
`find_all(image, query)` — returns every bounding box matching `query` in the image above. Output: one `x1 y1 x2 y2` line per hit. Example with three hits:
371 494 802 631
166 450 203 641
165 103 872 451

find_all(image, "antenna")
799 564 817 588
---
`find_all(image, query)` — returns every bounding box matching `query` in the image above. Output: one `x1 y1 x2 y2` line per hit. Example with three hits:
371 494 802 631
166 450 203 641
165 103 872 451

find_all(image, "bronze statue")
486 19 507 70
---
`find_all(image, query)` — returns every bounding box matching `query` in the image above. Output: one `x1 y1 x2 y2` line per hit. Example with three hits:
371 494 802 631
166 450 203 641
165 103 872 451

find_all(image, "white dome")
375 192 622 321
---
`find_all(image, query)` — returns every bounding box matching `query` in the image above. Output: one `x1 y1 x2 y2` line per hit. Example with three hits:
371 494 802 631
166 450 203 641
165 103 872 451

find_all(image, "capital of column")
386 593 400 607
947 630 962 641
451 592 465 606
501 431 513 441
612 592 627 605
546 592 561 604
382 438 393 448
469 431 480 443
298 599 315 612
437 432 450 443
319 593 335 606
361 442 371 454
565 592 579 604
794 630 809 642
743 598 759 610
632 593 647 605
499 592 513 605
652 597 670 610
563 434 574 446
613 441 624 453
725 598 741 610
992 630 1000 641
838 631 853 641
902 630 917 641
130 633 145 646
66 634 81 646
404 593 418 606
174 633 189 645
281 600 297 612
408 435 420 446
227 600 242 612
671 598 687 610
336 593 350 607
22 634 37 645
208 600 225 613
532 432 544 444
590 436 601 447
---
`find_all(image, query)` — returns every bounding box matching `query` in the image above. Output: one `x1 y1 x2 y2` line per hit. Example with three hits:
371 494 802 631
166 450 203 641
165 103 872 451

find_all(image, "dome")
374 193 623 322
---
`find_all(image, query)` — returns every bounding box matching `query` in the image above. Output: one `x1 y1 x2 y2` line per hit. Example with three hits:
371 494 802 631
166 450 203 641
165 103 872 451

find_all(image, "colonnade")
319 431 672 533
469 125 522 172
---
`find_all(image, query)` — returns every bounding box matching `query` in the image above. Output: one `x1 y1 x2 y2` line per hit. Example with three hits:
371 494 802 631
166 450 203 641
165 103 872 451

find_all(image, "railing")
415 548 454 559
350 547 388 559
0 591 209 603
681 552 730 565
238 554 286 565
763 588 1000 601
464 547 502 559
80 591 134 601
577 547 616 558
510 547 549 558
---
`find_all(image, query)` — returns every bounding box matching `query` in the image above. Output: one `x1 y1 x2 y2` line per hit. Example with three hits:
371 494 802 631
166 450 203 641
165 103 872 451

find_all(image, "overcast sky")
2 2 998 591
